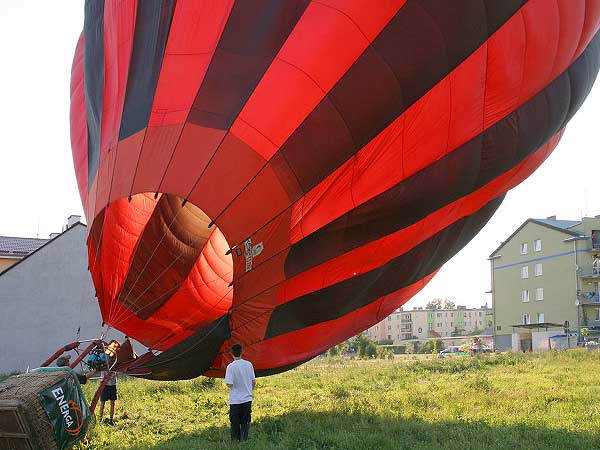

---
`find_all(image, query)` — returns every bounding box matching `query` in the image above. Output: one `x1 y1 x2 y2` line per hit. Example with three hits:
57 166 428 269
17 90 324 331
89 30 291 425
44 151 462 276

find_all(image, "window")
437 323 442 327
388 334 392 340
479 312 482 317
596 309 600 321
534 239 542 252
537 312 545 323
497 325 502 331
522 314 530 325
521 242 528 254
479 321 482 326
387 316 391 321
522 290 530 302
535 288 544 301
450 322 453 327
521 266 529 279
450 313 454 318
437 313 442 318
428 323 434 330
535 263 543 276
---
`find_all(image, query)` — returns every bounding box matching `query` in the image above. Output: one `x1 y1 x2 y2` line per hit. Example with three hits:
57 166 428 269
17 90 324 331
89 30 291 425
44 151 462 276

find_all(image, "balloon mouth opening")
92 193 233 336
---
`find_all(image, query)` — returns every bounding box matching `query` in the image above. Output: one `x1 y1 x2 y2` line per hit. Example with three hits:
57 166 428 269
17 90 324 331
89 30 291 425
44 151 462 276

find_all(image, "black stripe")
83 0 105 187
141 314 230 380
119 0 175 140
280 0 527 192
266 196 504 339
187 0 310 130
284 29 600 279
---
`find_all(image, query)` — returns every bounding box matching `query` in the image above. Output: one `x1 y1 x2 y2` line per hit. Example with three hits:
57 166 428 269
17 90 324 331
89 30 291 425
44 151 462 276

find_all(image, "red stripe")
95 1 137 212
101 1 137 151
70 33 88 206
575 0 600 58
231 0 405 160
290 0 599 243
108 129 145 205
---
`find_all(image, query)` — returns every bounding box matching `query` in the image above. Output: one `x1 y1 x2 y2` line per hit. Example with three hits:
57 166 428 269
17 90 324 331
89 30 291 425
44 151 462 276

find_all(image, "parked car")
439 346 468 357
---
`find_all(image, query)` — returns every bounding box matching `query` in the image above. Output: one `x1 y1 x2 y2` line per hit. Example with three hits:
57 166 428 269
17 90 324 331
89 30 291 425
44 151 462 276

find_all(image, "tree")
443 299 455 309
328 342 348 357
426 298 455 310
470 327 481 336
426 298 442 310
421 339 444 354
350 333 378 359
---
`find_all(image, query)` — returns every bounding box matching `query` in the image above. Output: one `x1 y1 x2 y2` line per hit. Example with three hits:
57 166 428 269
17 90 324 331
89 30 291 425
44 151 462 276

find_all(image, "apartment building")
365 304 492 345
490 215 600 351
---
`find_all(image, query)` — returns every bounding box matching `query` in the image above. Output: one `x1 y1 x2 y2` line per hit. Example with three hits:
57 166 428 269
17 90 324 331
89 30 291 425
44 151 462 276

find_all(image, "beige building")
365 304 492 346
490 215 600 351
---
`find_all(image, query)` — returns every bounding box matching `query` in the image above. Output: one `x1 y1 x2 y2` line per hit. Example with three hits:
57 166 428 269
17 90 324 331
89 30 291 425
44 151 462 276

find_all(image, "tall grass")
74 350 600 450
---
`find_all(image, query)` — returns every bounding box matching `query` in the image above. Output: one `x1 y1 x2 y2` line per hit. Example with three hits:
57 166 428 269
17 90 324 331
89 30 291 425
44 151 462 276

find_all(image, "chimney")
546 215 557 220
67 215 81 229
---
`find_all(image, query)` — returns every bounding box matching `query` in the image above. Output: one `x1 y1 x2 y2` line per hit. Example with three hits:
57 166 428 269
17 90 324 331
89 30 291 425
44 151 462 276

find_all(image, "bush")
351 333 378 359
376 347 394 359
379 345 406 354
420 339 444 354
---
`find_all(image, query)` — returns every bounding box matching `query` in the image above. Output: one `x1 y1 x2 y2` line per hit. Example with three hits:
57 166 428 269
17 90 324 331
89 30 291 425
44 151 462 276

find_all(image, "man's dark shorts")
101 385 117 401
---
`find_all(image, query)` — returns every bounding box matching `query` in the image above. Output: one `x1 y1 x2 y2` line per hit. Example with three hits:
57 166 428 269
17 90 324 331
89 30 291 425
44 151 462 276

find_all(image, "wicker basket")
0 370 74 450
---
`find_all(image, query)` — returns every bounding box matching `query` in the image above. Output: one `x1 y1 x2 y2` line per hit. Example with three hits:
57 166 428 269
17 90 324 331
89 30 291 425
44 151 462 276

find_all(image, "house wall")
0 257 20 273
492 222 579 344
0 225 127 374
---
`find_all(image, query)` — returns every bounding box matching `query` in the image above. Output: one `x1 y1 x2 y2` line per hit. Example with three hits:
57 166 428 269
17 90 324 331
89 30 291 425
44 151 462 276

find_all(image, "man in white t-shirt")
225 343 256 442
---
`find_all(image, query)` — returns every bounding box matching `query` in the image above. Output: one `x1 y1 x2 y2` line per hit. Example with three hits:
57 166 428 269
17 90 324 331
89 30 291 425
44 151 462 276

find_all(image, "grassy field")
73 351 600 450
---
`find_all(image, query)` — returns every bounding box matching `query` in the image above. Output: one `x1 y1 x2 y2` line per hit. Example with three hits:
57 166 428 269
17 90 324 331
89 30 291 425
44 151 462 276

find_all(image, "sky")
0 3 599 309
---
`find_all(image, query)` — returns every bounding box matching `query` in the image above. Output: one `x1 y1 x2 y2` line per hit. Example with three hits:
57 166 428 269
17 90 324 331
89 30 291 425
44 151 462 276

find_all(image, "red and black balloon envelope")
71 0 600 379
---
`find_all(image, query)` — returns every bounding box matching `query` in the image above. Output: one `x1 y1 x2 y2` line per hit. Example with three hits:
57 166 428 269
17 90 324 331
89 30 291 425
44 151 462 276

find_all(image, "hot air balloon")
70 0 600 380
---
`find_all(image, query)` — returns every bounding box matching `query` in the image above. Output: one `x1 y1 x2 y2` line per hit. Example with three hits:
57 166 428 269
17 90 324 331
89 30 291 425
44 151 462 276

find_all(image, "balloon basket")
0 370 91 450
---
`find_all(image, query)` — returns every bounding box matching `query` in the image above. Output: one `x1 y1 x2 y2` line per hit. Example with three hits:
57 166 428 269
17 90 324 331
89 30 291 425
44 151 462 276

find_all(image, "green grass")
75 351 600 450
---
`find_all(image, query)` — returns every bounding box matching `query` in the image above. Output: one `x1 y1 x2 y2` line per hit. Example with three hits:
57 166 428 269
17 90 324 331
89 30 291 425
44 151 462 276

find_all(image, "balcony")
400 318 412 324
577 291 600 306
581 272 600 280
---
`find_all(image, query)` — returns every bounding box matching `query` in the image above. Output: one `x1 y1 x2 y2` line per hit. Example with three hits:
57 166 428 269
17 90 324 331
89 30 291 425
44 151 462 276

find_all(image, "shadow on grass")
125 410 599 450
